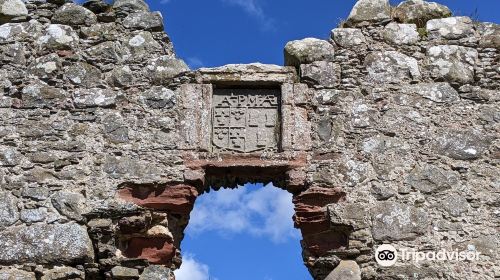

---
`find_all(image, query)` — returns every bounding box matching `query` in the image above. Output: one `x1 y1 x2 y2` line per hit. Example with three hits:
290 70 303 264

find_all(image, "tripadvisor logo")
375 244 397 267
375 244 481 267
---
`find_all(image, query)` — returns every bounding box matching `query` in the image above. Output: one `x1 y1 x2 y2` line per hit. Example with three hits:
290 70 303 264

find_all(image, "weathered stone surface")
29 53 62 79
0 21 43 43
427 45 478 84
0 147 22 166
51 191 87 221
402 82 459 103
22 186 49 201
462 235 498 258
300 61 341 88
111 266 139 279
433 129 491 160
40 267 84 280
344 0 391 27
0 268 36 280
139 265 172 280
73 88 118 108
325 261 361 280
406 164 459 194
0 0 27 24
371 202 428 241
127 31 162 59
328 202 369 230
108 65 134 87
122 237 175 265
383 22 419 44
393 0 452 27
123 11 163 31
83 0 110 14
441 194 468 217
85 41 129 63
0 223 94 264
118 184 198 214
198 63 296 84
20 207 47 223
52 3 97 26
364 51 421 83
284 38 335 67
37 24 79 51
477 22 500 48
113 0 149 15
141 87 176 109
0 191 19 227
293 187 345 235
427 16 475 40
330 28 366 48
0 42 25 65
66 62 102 87
145 56 189 84
21 83 66 109
102 113 130 143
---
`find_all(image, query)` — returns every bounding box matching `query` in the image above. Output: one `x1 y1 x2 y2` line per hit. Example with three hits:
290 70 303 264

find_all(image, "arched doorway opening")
175 182 311 280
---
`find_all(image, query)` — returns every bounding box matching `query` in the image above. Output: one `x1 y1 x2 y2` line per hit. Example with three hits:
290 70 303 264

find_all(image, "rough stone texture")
0 191 18 227
344 0 391 27
0 0 27 24
331 28 366 48
427 45 478 84
364 51 421 83
300 61 341 88
123 11 163 31
383 22 419 44
393 0 452 27
139 265 172 280
402 82 459 103
40 267 84 280
406 164 459 194
371 202 428 241
0 223 94 264
284 38 335 67
0 1 497 279
0 268 36 280
51 191 88 221
111 266 139 279
324 260 361 280
52 3 97 26
427 16 475 40
433 129 492 160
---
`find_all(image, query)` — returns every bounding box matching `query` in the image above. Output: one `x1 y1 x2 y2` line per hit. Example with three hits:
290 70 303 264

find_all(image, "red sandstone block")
118 184 198 214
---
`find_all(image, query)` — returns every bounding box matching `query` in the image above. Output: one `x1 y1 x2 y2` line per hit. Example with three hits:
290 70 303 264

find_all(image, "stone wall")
0 0 498 279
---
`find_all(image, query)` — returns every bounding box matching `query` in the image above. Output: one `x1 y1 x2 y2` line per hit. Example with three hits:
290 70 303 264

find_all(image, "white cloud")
187 184 300 243
186 57 204 69
220 0 275 30
175 254 218 280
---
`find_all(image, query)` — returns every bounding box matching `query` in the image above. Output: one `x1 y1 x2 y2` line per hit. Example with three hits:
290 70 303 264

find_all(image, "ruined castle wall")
0 0 498 279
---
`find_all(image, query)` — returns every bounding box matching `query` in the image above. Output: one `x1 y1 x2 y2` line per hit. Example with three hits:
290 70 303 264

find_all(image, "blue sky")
148 0 500 69
175 183 309 280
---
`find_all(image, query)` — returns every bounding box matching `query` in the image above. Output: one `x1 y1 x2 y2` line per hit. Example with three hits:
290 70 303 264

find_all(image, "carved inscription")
212 89 280 153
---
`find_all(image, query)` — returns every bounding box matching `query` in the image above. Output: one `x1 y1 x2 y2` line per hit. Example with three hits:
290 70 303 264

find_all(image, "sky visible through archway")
175 183 312 280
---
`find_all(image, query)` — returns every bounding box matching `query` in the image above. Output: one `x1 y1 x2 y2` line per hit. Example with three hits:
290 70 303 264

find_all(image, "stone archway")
113 64 355 279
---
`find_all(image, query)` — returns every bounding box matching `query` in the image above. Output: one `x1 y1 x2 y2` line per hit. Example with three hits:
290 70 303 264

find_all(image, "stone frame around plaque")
178 65 312 154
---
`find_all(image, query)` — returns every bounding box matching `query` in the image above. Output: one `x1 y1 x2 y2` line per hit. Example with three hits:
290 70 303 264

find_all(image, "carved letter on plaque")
211 88 280 153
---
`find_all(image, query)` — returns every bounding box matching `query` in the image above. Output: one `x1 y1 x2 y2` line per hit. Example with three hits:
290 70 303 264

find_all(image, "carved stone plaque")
211 88 280 153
